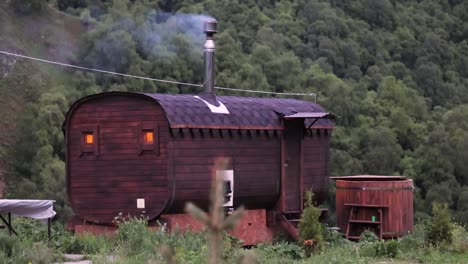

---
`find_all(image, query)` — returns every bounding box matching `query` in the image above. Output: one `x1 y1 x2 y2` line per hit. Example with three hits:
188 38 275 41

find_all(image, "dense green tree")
9 0 47 14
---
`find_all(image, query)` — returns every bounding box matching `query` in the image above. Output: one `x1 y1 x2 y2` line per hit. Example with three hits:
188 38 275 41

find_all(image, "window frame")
79 125 99 157
138 122 159 155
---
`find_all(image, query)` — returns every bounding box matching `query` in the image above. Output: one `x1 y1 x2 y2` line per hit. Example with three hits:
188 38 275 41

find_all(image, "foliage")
322 227 348 247
358 229 379 243
0 219 467 263
2 0 468 231
371 239 399 258
427 203 453 246
26 242 54 264
9 0 47 14
449 223 468 253
115 215 154 257
397 223 426 251
254 242 304 262
298 191 323 248
0 232 21 258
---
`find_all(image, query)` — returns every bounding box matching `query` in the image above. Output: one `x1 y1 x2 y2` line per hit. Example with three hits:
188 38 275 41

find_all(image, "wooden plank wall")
167 129 281 213
302 129 331 204
67 95 170 224
335 179 414 237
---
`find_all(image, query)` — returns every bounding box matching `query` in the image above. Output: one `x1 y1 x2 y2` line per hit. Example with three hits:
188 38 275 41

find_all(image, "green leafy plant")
0 232 21 258
256 242 304 260
115 215 154 257
298 190 323 248
427 202 453 246
360 239 400 258
322 226 348 247
448 223 468 253
359 229 379 243
385 240 400 258
26 242 54 264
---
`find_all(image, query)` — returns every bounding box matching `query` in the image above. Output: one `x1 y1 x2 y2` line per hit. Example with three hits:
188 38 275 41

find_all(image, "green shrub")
298 191 323 247
383 239 399 258
398 234 423 253
115 215 154 257
360 239 400 258
427 203 453 246
26 242 54 264
174 245 206 264
13 217 50 242
0 234 48 264
9 0 46 14
322 226 349 247
256 242 304 260
59 232 87 254
449 223 468 253
359 229 379 243
0 233 21 257
372 240 387 257
76 233 105 254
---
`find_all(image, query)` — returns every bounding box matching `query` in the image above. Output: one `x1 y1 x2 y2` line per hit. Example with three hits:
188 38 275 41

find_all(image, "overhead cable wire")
0 50 202 87
0 50 317 99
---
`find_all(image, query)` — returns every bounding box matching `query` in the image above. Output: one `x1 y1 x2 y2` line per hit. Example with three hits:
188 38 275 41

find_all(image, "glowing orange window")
144 130 154 144
84 132 94 144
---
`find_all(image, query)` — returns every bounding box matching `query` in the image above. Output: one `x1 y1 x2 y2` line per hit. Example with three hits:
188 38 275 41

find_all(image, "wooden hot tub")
332 175 414 239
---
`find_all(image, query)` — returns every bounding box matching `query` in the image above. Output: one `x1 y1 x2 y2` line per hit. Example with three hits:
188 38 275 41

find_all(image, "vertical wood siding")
282 120 303 212
302 129 331 204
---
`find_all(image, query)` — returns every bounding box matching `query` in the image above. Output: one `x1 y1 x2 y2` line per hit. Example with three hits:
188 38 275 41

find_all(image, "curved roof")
146 93 333 130
64 92 333 130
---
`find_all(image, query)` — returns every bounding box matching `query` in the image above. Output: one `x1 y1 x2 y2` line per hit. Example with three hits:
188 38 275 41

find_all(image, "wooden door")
282 119 303 212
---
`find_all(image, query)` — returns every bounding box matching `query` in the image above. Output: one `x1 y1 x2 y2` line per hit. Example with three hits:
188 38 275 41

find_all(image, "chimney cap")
204 19 217 34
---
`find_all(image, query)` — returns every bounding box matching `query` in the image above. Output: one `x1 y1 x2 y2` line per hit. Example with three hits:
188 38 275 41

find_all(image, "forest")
1 0 468 228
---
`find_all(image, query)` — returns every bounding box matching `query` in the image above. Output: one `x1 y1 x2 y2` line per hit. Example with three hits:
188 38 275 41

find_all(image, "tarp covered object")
0 200 56 219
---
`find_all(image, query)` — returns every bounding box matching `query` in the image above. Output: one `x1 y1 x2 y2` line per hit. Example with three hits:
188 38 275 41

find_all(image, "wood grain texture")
166 131 282 213
335 178 414 238
65 92 334 226
282 120 303 212
66 95 170 224
302 129 331 204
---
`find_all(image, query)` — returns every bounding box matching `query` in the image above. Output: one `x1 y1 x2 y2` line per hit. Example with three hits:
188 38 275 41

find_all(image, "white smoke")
133 11 215 58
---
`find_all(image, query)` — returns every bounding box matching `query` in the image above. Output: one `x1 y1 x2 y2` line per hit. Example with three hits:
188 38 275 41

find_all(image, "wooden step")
349 220 381 224
345 203 389 208
277 214 299 240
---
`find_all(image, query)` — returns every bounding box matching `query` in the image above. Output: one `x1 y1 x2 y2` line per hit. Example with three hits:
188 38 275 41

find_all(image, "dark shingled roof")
145 93 333 130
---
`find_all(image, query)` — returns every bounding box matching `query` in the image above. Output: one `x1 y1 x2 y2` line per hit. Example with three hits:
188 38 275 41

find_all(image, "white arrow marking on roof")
194 96 230 114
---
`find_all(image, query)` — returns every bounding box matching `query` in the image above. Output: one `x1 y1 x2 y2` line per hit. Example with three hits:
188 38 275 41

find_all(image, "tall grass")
0 215 467 263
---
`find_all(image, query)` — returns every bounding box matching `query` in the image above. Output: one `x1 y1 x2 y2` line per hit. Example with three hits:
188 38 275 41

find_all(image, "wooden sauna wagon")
63 91 333 244
332 176 414 240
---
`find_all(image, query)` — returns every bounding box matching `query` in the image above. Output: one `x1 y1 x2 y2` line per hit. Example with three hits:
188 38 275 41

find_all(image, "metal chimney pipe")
203 19 217 93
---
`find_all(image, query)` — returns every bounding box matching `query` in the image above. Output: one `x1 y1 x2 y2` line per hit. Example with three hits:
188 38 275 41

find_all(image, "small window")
84 132 94 144
79 126 99 157
138 123 159 155
143 130 154 144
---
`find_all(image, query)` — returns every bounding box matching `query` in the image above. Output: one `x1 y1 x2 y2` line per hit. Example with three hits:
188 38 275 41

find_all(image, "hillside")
0 2 84 196
1 0 468 225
